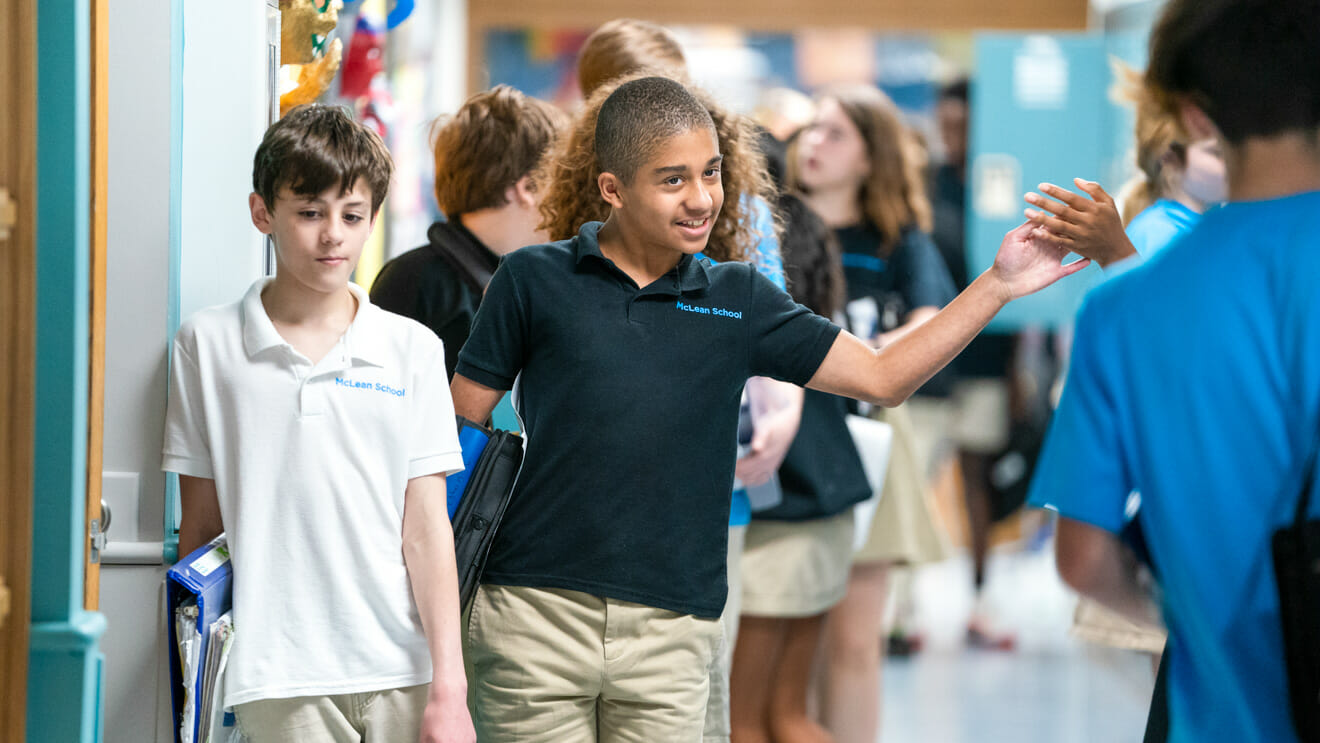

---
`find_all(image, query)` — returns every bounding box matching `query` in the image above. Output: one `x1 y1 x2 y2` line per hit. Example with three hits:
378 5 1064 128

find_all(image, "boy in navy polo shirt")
1029 1 1320 740
164 105 474 743
451 76 1089 742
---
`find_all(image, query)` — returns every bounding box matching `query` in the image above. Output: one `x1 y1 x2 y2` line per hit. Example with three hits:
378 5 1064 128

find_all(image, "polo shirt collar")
240 278 391 367
573 221 711 294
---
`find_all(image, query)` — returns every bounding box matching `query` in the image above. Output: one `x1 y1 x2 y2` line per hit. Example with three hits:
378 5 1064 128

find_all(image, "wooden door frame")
0 0 37 737
84 0 107 613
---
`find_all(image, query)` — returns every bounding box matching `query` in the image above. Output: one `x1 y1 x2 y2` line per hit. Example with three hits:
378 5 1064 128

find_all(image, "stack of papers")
198 612 234 742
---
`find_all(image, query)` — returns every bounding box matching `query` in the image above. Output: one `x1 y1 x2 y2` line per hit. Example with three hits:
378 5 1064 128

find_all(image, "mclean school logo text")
334 377 406 397
676 300 742 319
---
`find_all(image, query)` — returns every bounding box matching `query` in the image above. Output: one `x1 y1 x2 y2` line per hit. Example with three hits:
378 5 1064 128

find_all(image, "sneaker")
887 630 926 657
966 621 1017 651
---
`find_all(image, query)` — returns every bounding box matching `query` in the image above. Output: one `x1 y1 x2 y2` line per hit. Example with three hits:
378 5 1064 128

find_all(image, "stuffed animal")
279 0 344 116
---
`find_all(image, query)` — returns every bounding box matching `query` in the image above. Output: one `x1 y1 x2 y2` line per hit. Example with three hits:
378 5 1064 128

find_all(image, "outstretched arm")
807 222 1088 406
1025 179 1137 269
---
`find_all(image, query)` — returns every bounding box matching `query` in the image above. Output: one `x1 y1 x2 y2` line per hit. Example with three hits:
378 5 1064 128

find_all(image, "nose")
323 214 345 245
687 180 714 213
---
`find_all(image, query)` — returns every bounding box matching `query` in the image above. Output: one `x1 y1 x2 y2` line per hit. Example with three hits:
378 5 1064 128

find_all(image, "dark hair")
940 78 970 104
252 104 394 213
779 193 845 319
578 18 687 98
430 85 567 217
595 76 716 184
539 72 773 263
1147 0 1320 144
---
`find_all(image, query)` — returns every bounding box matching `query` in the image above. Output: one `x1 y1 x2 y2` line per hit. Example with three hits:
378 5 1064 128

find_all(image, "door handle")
0 188 16 241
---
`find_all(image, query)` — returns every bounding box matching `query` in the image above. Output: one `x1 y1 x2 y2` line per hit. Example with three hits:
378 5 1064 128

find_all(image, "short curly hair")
595 76 715 184
537 73 775 263
430 85 567 217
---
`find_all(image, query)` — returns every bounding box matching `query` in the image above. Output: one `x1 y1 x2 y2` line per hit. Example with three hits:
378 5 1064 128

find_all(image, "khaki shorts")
854 404 949 565
740 510 856 618
465 584 722 743
233 684 429 743
703 524 746 743
949 378 1012 454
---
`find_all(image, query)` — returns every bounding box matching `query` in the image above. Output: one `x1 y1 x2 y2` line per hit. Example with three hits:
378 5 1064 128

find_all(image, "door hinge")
0 188 15 241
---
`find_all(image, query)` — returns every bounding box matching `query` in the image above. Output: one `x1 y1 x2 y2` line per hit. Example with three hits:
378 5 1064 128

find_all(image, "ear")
598 171 626 210
249 192 275 235
508 174 538 208
1179 102 1220 143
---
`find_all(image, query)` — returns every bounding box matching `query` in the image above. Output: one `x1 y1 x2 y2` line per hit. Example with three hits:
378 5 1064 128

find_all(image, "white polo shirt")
163 278 464 708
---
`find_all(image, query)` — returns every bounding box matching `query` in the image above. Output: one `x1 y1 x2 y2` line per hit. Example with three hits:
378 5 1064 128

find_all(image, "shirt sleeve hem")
453 360 515 391
162 454 214 479
408 451 465 479
791 323 844 386
1028 498 1125 536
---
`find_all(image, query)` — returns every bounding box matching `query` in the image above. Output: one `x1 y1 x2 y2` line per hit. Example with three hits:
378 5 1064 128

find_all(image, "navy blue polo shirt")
456 221 841 617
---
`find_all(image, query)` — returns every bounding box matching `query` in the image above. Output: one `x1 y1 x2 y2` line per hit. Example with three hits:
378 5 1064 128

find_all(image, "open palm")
992 221 1091 300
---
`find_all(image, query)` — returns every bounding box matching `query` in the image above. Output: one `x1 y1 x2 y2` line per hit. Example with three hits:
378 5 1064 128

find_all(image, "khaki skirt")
740 509 856 618
853 403 949 566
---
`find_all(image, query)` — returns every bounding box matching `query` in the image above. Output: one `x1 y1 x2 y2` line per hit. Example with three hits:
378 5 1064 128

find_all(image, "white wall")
101 2 271 741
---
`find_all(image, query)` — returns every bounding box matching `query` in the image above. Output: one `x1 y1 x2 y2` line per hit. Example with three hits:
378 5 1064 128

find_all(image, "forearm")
812 271 1007 407
402 476 468 692
1056 517 1162 629
875 306 939 348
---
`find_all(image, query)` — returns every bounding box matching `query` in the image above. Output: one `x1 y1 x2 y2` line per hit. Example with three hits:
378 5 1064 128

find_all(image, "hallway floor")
878 536 1156 742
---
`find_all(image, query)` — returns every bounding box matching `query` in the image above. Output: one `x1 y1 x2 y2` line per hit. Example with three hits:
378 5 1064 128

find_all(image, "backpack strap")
428 224 495 295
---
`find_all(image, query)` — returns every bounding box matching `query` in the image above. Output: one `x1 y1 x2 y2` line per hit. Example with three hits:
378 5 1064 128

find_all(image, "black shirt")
757 388 871 521
835 222 956 337
929 165 1015 379
369 220 499 377
456 222 841 617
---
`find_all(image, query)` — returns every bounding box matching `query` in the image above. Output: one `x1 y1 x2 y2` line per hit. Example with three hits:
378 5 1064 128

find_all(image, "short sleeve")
406 337 465 479
747 268 841 385
454 257 527 390
162 331 214 478
893 230 956 310
1026 298 1132 534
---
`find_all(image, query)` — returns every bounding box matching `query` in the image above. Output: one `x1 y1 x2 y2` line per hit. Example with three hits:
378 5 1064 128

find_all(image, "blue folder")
166 535 233 743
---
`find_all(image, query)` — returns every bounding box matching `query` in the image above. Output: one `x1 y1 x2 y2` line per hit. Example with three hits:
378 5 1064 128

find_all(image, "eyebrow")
653 155 724 177
294 195 368 210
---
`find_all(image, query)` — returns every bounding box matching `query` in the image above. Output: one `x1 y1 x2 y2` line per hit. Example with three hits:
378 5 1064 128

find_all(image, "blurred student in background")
793 84 953 743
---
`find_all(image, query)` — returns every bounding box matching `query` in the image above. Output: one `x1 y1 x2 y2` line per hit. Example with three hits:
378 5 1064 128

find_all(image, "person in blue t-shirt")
1024 1 1320 740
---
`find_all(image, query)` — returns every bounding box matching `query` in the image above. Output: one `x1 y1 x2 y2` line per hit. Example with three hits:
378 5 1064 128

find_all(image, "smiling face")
604 125 724 258
796 97 871 193
250 180 375 296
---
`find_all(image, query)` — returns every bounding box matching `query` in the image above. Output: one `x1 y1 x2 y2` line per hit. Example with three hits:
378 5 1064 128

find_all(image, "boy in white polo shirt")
163 104 474 743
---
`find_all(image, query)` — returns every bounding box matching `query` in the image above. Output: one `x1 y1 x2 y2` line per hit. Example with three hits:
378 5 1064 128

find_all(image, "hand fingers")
1024 192 1082 222
1025 208 1081 238
1056 256 1092 278
1037 182 1093 210
1074 178 1115 207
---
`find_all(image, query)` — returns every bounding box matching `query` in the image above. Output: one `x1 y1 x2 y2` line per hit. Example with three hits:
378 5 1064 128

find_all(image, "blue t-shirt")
1126 199 1200 259
699 196 787 527
1028 191 1320 743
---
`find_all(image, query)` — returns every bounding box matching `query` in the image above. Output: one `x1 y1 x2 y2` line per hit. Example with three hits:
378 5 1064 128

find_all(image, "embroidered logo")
676 300 742 319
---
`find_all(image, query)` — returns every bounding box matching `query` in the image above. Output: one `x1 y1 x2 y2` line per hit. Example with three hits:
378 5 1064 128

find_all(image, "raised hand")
1024 179 1137 269
988 221 1092 301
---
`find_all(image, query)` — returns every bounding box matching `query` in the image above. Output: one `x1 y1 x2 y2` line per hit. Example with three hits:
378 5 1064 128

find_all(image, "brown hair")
577 19 687 98
253 103 394 213
430 85 567 217
537 73 774 263
795 85 932 256
1112 61 1186 224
